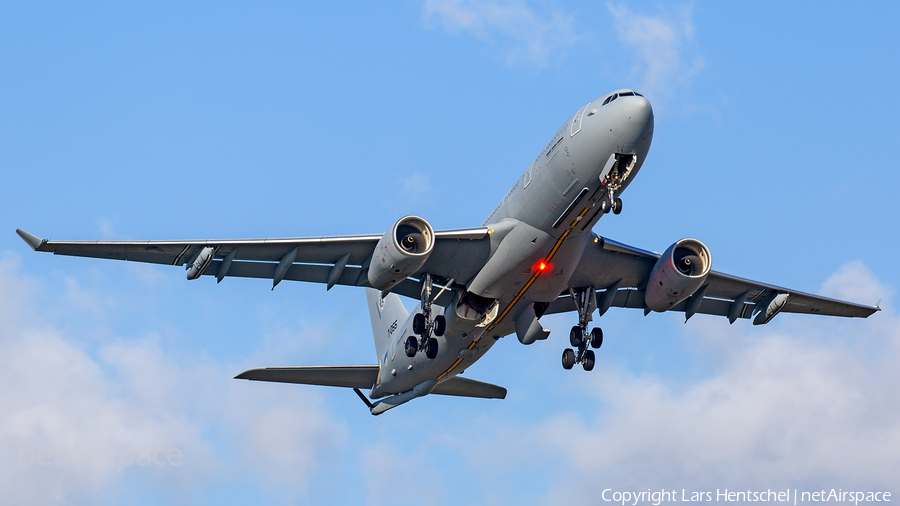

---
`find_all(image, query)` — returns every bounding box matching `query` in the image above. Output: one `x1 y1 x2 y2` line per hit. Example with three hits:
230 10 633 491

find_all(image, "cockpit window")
602 91 641 106
600 91 643 107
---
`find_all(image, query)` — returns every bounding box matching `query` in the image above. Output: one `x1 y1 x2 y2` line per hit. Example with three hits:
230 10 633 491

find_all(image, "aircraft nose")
615 95 654 154
626 96 652 127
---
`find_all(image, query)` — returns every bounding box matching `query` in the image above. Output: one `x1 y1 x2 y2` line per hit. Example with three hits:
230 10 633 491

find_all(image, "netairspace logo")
18 444 182 472
601 489 892 506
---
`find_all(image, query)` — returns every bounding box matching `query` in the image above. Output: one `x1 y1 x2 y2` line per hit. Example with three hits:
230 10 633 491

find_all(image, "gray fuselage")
372 90 654 398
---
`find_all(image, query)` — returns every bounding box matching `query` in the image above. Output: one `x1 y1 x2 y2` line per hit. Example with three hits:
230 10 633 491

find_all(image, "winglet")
875 298 882 310
16 229 44 250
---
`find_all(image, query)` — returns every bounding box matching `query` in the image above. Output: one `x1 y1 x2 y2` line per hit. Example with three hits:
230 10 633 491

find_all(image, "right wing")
16 227 492 301
547 235 879 322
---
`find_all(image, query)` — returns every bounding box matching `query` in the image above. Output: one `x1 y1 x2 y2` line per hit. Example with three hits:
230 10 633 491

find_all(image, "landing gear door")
570 102 591 137
598 153 616 180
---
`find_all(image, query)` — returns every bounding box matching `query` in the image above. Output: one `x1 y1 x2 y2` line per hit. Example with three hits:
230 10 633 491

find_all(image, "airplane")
16 89 879 415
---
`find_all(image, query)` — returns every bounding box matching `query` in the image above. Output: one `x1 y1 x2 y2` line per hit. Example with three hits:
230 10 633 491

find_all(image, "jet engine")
644 238 711 312
367 216 435 291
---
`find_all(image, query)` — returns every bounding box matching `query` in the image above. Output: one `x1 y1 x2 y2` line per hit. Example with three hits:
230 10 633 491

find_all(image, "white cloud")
474 262 899 499
348 262 899 502
820 260 890 308
423 0 579 68
98 218 117 240
401 170 433 196
607 3 705 100
0 253 346 504
5 244 897 503
222 382 348 498
361 442 448 506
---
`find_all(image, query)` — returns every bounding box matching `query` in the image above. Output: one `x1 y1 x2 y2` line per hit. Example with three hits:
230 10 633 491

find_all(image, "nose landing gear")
599 181 623 216
601 154 632 215
562 287 603 371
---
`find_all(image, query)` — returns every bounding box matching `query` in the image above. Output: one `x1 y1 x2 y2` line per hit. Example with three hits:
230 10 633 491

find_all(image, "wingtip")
234 369 257 380
16 228 44 250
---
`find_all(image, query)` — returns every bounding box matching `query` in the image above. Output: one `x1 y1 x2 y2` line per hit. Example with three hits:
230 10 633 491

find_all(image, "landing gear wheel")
600 199 610 214
562 348 576 370
433 314 446 336
582 350 596 371
569 326 584 347
404 336 418 357
412 313 426 335
589 327 603 349
425 338 439 359
612 198 623 215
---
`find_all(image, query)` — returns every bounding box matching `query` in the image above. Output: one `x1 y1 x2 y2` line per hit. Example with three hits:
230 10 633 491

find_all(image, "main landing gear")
561 286 603 371
404 274 448 360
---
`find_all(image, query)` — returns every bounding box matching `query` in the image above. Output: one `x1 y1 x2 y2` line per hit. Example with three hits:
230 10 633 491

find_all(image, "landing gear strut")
562 286 603 371
601 155 628 215
408 274 450 360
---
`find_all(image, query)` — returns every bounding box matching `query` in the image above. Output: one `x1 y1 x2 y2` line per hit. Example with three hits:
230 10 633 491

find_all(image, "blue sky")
2 2 899 504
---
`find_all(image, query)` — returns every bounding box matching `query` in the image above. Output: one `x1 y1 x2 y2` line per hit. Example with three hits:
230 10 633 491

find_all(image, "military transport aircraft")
17 89 879 415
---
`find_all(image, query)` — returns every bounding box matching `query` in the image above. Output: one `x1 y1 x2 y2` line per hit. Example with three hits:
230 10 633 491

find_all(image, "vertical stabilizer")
366 288 409 358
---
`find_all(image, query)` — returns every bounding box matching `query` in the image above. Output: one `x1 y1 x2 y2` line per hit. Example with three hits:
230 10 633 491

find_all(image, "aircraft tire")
434 315 446 336
613 198 623 215
412 313 426 335
583 350 596 371
601 199 610 214
589 327 603 349
569 326 583 347
425 338 439 359
405 336 418 357
562 348 576 370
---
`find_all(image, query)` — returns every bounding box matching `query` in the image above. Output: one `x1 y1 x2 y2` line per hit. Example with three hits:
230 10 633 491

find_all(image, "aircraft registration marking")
436 206 593 380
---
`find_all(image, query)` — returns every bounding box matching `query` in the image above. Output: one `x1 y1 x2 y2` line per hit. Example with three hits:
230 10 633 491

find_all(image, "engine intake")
644 238 711 312
367 216 435 291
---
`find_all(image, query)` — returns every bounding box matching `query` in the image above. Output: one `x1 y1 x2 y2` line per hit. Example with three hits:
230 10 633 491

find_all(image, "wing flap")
201 261 368 287
234 366 380 389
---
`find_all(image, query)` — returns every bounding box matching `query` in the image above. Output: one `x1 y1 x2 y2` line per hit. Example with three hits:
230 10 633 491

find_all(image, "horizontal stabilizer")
235 366 506 400
432 376 507 399
235 366 379 389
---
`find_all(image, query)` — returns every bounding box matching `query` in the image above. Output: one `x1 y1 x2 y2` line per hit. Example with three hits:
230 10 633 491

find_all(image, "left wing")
15 227 490 301
548 235 879 322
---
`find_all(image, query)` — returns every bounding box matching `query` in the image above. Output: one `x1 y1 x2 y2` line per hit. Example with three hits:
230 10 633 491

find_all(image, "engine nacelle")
644 238 712 312
367 216 435 291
